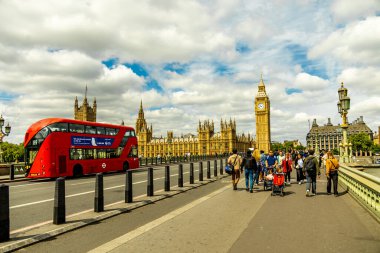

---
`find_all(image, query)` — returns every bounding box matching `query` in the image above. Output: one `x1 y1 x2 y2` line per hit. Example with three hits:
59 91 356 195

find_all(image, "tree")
271 142 284 152
348 133 373 152
0 142 24 163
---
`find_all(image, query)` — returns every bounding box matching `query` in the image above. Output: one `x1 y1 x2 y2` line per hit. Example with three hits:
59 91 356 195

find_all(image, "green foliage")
348 133 373 152
332 148 339 155
0 142 24 163
271 142 284 152
372 144 380 154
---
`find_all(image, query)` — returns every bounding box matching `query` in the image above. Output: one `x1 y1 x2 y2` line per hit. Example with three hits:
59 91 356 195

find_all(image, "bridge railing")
338 164 380 221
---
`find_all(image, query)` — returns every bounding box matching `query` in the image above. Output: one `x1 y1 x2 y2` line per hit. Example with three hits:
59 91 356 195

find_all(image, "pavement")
3 170 380 253
88 174 380 253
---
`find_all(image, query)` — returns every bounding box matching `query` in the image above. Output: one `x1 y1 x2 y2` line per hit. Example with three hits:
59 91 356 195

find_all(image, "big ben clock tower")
255 75 271 153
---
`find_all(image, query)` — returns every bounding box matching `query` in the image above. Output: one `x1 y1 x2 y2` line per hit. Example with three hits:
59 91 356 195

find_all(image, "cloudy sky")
0 0 379 145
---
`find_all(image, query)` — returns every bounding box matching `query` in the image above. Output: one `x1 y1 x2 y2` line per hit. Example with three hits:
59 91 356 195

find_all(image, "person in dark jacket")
302 149 320 196
241 150 258 193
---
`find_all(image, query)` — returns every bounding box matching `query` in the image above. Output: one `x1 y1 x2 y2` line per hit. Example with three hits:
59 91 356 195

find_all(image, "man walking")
228 148 243 190
302 149 320 196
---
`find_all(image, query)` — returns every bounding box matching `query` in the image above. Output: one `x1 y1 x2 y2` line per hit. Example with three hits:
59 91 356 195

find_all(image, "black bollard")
125 170 133 203
53 177 66 225
190 163 194 184
145 158 148 166
199 161 203 181
214 160 218 177
0 184 10 242
155 157 158 165
178 164 183 187
147 167 154 196
165 165 170 191
207 161 211 179
94 173 104 212
220 159 224 175
9 164 15 181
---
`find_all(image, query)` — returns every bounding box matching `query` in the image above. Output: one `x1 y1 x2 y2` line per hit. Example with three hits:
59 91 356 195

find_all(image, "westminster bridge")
0 157 379 253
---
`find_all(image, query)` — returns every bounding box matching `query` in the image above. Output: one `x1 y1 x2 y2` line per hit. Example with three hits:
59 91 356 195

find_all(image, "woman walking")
282 152 292 184
228 148 243 190
296 153 304 184
325 151 339 196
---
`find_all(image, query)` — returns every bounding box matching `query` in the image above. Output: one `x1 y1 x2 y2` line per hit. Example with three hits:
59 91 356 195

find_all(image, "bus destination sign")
71 136 114 146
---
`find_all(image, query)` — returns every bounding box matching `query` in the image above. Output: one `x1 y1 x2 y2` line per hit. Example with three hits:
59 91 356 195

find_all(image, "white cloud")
0 0 378 147
330 0 380 23
309 17 380 66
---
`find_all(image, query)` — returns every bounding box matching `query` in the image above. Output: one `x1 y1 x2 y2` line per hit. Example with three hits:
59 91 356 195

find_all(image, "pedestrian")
241 150 258 193
277 150 285 168
295 153 304 184
302 149 320 196
282 152 292 184
265 150 277 173
325 151 339 196
259 150 266 181
228 148 243 190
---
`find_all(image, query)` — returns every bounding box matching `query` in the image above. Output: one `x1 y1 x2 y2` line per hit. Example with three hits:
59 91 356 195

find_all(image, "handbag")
225 155 238 174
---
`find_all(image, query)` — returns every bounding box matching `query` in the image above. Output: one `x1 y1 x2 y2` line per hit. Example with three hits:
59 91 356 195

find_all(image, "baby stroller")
271 172 285 197
263 166 274 191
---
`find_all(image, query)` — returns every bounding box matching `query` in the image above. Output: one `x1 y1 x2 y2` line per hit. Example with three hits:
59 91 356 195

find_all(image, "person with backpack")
325 151 340 196
228 148 243 190
241 150 258 193
302 149 320 196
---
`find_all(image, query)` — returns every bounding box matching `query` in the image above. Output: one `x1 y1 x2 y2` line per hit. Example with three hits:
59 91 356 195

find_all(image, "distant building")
306 116 373 151
374 126 379 145
74 86 97 122
135 101 254 157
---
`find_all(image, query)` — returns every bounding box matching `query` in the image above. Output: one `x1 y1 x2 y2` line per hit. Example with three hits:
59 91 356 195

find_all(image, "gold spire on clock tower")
255 75 271 153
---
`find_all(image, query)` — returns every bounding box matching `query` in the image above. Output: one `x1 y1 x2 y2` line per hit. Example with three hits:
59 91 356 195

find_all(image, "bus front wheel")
123 162 129 172
73 164 83 177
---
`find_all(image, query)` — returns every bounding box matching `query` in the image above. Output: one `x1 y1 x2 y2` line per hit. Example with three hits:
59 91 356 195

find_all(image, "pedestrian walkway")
89 174 380 253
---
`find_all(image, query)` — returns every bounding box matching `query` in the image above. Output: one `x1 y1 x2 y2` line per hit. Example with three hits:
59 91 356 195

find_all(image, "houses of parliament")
74 78 273 157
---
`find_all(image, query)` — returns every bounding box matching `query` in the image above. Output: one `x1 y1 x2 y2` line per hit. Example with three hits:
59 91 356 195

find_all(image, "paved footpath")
87 173 380 253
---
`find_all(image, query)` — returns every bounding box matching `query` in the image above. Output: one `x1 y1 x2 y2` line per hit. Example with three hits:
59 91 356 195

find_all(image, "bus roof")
24 118 135 146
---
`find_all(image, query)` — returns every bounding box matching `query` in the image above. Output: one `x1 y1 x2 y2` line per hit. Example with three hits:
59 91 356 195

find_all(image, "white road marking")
9 172 195 209
87 185 230 253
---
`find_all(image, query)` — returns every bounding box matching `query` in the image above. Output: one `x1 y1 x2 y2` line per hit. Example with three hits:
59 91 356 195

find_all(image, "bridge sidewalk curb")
0 174 229 253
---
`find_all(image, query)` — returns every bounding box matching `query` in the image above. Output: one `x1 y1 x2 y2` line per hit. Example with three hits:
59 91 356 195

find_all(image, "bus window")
28 149 38 164
128 146 138 158
83 149 95 159
106 128 118 136
97 127 105 135
69 124 85 133
85 125 97 134
97 149 107 159
48 123 68 132
70 149 83 160
131 130 136 136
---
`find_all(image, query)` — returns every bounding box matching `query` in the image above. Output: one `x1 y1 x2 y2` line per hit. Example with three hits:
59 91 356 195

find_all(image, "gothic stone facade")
255 76 271 153
74 89 97 122
306 116 373 151
135 102 254 157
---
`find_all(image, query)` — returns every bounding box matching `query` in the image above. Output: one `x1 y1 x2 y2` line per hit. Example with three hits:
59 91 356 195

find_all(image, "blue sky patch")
0 92 16 101
285 88 303 95
164 62 188 75
285 43 327 79
214 62 234 76
145 79 164 93
236 41 251 54
123 62 149 77
102 57 119 69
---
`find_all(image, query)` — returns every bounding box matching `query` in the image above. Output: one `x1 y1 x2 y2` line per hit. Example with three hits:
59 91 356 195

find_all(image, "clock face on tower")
257 103 265 110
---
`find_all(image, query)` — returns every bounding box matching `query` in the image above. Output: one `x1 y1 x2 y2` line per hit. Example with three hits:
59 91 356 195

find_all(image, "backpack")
304 157 315 172
244 157 253 170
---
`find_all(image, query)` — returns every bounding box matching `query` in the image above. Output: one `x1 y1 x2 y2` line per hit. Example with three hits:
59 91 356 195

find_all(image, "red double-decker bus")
24 118 139 178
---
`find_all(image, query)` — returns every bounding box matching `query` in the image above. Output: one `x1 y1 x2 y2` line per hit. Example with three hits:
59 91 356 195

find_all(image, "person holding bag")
325 151 339 196
228 148 243 190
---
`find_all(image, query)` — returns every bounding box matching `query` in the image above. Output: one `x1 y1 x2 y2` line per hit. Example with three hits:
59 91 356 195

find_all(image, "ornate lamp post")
337 82 351 163
0 115 12 163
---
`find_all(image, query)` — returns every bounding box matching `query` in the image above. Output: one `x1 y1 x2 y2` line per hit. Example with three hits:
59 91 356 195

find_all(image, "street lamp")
0 115 12 163
337 82 351 163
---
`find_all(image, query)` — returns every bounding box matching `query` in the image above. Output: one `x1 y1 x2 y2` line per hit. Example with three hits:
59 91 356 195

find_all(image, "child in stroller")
263 166 274 191
271 166 285 196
